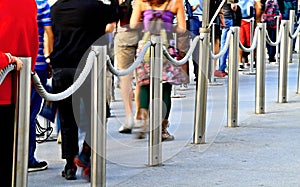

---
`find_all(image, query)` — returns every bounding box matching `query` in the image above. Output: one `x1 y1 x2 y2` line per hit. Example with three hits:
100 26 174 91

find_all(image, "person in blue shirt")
28 0 54 172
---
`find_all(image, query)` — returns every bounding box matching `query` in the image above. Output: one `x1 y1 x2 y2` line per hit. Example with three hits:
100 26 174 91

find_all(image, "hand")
12 56 23 71
47 63 52 78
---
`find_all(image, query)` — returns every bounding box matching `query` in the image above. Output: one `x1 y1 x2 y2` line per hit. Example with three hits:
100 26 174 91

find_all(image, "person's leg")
1 104 14 187
28 70 48 171
239 20 247 70
52 68 78 180
134 82 141 120
161 83 174 141
136 84 150 139
219 25 230 72
268 28 276 61
115 31 137 133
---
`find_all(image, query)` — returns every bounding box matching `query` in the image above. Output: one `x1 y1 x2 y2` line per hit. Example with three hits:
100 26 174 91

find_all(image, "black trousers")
52 68 92 160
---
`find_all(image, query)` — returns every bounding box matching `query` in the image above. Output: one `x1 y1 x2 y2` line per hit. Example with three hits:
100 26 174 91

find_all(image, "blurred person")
0 0 39 186
278 0 298 53
115 0 141 134
218 1 239 76
261 0 281 62
238 0 261 70
210 0 226 77
50 0 118 181
130 0 187 140
28 0 54 172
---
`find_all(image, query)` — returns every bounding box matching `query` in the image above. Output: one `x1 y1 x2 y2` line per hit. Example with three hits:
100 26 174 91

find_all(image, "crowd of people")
0 0 299 185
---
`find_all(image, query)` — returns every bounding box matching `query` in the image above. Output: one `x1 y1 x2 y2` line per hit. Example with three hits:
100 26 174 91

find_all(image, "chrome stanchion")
12 57 31 187
288 10 295 63
193 28 210 144
244 18 256 75
278 20 289 103
91 46 107 187
297 31 300 94
275 16 280 64
209 23 223 86
227 27 239 127
149 35 162 166
255 23 266 114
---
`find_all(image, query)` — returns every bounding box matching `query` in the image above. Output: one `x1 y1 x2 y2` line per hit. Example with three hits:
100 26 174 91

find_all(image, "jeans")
219 18 233 72
29 70 48 166
266 28 276 60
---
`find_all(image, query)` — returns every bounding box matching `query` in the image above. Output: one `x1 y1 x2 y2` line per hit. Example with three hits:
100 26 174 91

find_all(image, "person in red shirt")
0 0 39 186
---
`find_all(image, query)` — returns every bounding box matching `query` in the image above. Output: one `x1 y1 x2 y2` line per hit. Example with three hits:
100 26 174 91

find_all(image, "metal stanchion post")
278 20 289 103
12 57 31 187
275 16 280 64
297 31 300 94
193 28 210 144
210 23 215 83
244 19 256 75
209 23 223 86
227 27 239 128
149 35 162 166
255 23 266 114
288 10 295 63
91 46 107 187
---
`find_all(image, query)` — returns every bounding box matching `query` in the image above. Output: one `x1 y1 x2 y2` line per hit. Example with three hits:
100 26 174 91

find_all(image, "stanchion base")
242 71 256 75
171 94 186 98
208 82 223 86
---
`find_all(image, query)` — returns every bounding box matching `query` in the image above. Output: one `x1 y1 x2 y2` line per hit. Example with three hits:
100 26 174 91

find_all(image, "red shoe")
74 155 90 181
214 70 227 77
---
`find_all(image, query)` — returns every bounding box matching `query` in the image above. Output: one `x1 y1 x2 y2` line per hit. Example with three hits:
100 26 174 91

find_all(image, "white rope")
163 35 201 65
107 40 152 76
239 26 260 53
211 29 232 59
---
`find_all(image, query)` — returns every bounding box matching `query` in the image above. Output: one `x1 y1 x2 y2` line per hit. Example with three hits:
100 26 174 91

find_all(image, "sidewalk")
28 56 300 187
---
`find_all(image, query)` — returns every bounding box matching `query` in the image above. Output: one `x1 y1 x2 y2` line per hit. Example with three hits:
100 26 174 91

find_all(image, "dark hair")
144 0 167 7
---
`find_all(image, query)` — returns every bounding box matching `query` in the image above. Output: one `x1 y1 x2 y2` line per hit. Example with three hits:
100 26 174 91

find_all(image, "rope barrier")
239 26 260 53
32 49 97 101
107 40 152 76
266 23 285 46
163 35 200 65
0 64 16 85
289 23 300 39
211 29 232 59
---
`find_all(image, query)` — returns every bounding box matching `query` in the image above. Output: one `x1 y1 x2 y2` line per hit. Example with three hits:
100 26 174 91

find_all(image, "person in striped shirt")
28 0 54 172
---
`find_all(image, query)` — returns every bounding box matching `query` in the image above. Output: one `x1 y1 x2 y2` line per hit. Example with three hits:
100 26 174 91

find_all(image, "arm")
175 0 187 33
255 0 262 23
219 8 225 28
0 52 23 71
129 0 143 29
44 25 54 56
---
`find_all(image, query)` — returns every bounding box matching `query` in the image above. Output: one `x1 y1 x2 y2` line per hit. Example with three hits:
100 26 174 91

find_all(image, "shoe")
118 125 132 134
62 164 77 180
238 64 244 71
74 154 90 181
269 57 276 63
162 119 174 141
28 161 48 172
214 70 227 77
179 84 188 91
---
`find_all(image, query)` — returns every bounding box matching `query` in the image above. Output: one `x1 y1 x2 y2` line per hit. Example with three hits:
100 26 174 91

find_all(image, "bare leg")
134 83 141 120
119 73 134 129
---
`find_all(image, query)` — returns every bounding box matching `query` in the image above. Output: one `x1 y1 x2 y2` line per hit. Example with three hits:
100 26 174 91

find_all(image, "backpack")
118 0 133 26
